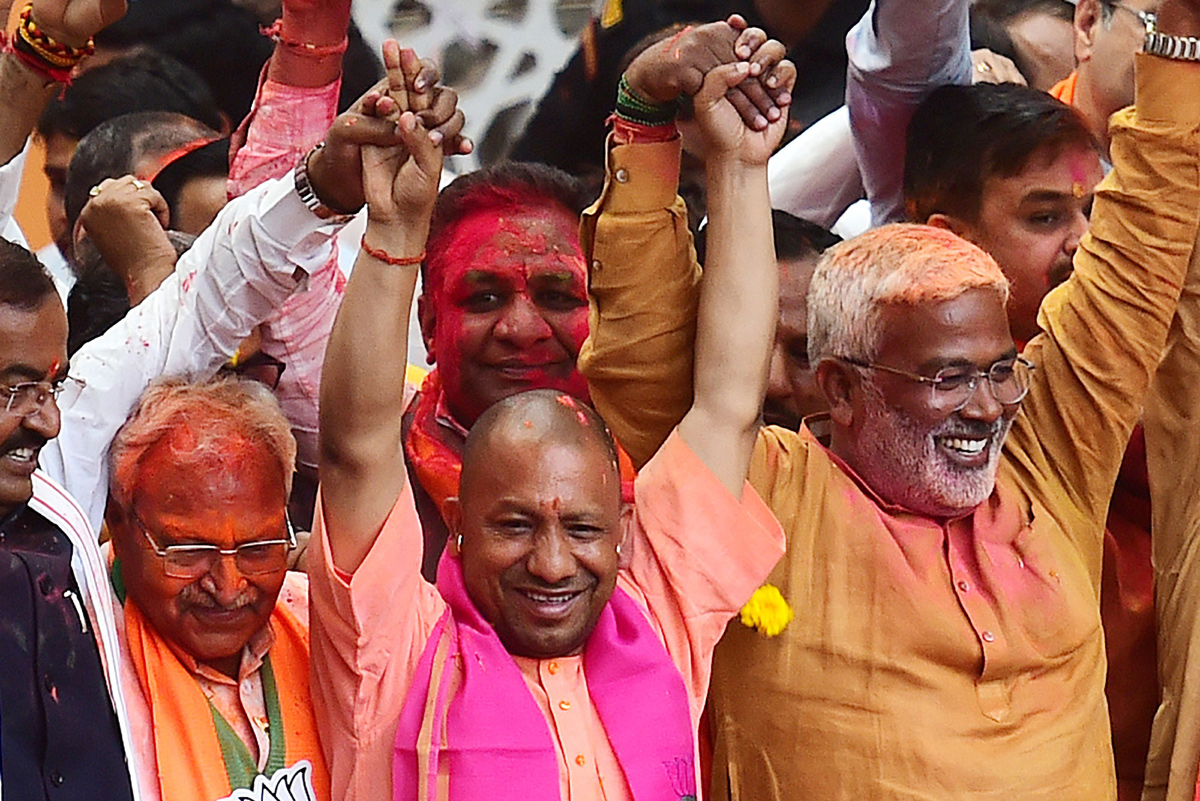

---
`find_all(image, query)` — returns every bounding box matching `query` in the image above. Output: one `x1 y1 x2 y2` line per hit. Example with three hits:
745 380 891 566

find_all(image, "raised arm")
318 48 459 573
677 54 793 495
1005 16 1200 573
578 20 790 468
0 0 126 165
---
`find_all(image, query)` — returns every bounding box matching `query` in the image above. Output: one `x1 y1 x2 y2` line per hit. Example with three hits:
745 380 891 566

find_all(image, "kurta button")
591 259 601 271
981 630 996 643
559 700 571 711
547 661 560 675
575 755 587 766
50 771 63 786
614 168 629 183
957 580 970 592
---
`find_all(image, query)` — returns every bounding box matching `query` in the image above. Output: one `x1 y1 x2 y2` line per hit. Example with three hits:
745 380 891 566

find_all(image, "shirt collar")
168 619 277 686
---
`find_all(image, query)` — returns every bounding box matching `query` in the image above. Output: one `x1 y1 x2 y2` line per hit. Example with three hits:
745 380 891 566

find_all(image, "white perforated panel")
353 0 597 175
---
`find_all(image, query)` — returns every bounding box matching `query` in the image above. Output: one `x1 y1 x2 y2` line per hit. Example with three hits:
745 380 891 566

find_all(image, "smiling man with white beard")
577 2 1200 792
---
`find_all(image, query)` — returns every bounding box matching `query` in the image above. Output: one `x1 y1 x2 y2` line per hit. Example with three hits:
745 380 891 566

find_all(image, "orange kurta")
579 53 1200 800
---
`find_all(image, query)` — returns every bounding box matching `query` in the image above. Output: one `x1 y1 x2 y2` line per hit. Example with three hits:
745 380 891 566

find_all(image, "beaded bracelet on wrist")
615 74 679 127
18 3 94 63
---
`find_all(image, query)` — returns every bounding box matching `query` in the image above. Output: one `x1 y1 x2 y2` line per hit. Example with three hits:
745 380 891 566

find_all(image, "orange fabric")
1050 71 1078 105
1104 427 1157 801
510 655 634 800
309 430 784 800
403 371 462 522
124 598 331 801
405 370 638 517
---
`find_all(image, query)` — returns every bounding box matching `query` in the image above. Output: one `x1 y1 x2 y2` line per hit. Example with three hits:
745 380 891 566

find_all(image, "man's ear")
444 496 462 555
1074 0 1101 64
926 213 974 241
417 293 437 365
105 497 131 559
815 358 858 427
616 503 634 569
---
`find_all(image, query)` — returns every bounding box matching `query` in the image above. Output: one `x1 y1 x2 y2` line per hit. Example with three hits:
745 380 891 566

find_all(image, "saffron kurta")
578 53 1200 801
308 431 784 801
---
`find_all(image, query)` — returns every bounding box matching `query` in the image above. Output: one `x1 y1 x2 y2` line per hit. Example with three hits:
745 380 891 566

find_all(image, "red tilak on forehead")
49 358 61 375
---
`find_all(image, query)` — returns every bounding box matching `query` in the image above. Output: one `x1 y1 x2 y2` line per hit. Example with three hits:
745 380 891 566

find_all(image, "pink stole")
393 552 697 800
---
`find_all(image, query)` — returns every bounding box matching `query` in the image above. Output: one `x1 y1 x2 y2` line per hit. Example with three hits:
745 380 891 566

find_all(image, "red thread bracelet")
261 20 349 58
361 235 424 267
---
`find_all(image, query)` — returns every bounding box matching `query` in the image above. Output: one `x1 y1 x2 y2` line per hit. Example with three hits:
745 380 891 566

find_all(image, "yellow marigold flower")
739 584 794 637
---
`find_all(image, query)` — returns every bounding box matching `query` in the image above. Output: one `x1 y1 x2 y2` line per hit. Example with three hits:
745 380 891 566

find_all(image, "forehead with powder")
459 390 619 497
426 205 585 301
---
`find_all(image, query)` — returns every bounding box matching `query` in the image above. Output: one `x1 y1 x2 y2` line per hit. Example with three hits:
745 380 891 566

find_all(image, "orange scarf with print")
124 599 330 801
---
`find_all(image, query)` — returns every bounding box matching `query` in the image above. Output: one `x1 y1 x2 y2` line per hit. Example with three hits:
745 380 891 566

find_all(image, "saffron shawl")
123 598 331 801
393 552 696 801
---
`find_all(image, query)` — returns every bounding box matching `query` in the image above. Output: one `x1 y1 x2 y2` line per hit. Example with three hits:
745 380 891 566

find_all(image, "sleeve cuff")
601 133 683 213
634 430 786 606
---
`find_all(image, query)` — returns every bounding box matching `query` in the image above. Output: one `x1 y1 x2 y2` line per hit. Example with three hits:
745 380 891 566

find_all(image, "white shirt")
763 0 970 231
38 171 343 533
846 0 972 225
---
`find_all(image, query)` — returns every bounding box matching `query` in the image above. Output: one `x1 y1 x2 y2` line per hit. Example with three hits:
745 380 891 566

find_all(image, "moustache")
934 418 1009 442
0 429 48 455
179 581 259 612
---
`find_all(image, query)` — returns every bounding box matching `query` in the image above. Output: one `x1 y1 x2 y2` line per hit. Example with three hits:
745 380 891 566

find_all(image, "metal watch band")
293 142 358 223
1145 30 1200 61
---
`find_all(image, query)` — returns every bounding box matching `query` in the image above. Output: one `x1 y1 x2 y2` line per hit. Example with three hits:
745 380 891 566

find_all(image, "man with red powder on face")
402 164 596 577
400 19 792 579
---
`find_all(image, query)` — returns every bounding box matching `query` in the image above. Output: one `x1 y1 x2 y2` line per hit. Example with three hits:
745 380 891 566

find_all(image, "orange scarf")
404 370 463 520
1049 71 1077 105
124 599 331 801
404 370 638 513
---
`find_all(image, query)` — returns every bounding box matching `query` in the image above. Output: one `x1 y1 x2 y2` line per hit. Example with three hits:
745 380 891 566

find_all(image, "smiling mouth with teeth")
5 447 36 463
940 437 987 456
523 589 583 605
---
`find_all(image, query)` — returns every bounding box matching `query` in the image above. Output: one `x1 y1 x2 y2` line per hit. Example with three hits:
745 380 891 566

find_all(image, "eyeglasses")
135 511 296 579
1106 2 1157 33
838 355 1035 413
2 376 85 416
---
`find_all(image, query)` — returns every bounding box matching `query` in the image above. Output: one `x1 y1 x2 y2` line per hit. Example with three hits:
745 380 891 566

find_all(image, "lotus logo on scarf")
217 760 316 801
665 756 698 801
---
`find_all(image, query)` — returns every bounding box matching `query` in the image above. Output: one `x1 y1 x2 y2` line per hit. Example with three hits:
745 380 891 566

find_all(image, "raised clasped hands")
623 16 794 134
360 41 451 228
308 40 470 218
690 33 795 166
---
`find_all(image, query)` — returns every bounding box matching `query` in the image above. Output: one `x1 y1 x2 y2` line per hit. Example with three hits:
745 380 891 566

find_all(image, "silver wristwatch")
293 142 358 223
1145 13 1200 62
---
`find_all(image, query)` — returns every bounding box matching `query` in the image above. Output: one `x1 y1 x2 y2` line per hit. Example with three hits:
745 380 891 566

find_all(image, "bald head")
460 389 619 501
